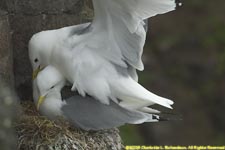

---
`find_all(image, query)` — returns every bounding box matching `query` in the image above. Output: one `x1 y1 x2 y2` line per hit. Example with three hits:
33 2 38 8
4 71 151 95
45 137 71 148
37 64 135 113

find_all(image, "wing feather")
65 0 176 108
88 0 176 70
62 95 159 131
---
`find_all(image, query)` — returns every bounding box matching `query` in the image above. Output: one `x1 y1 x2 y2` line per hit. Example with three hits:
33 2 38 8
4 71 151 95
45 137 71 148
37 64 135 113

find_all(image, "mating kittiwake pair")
29 0 177 131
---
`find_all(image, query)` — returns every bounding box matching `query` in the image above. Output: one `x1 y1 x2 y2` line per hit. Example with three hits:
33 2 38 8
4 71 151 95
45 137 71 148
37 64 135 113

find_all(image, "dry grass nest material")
15 102 123 150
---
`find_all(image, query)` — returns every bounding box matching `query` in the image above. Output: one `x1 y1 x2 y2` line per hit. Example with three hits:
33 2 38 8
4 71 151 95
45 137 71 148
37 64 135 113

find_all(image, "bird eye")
34 58 38 63
50 86 55 89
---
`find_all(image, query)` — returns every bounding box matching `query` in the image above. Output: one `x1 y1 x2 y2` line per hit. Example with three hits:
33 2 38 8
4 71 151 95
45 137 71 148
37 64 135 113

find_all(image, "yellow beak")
32 66 44 80
37 95 46 111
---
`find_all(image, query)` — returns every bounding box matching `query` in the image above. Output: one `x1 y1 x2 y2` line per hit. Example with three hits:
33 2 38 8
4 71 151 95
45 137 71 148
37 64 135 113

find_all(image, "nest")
15 102 123 150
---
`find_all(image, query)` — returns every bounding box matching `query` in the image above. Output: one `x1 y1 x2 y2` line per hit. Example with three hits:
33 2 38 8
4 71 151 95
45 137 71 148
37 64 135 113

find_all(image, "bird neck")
46 90 63 103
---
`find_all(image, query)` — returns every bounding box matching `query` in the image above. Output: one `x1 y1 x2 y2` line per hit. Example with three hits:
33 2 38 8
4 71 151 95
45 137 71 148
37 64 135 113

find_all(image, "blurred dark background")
120 0 225 145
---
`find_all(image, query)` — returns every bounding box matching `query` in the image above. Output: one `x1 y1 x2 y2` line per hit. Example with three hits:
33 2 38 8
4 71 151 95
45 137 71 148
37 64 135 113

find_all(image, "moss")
119 125 144 145
16 102 123 150
213 133 225 145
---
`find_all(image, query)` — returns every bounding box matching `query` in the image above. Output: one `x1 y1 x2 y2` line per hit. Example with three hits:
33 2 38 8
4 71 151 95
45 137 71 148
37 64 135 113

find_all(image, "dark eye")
50 86 55 89
34 58 38 63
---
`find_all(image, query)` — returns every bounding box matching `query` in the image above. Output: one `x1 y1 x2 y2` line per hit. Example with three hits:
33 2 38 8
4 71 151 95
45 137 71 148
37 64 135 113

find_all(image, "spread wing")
59 0 176 108
86 0 176 70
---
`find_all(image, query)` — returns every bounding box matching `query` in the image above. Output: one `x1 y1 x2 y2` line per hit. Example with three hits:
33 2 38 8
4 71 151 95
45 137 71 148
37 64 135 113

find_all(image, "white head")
29 31 57 79
35 66 66 111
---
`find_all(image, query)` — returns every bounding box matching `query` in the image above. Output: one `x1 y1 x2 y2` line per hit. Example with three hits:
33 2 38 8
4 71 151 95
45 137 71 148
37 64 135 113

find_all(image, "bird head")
35 66 65 111
29 30 56 80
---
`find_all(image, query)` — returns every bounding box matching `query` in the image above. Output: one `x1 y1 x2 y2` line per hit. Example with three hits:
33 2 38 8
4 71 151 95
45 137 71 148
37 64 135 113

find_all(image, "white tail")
112 77 174 110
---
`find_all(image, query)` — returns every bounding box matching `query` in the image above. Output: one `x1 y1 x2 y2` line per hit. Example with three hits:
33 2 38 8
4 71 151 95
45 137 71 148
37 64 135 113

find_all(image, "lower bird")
33 66 164 131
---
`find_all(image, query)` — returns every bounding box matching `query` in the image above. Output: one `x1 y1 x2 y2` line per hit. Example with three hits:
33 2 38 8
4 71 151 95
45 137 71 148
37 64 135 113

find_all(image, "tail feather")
112 77 174 109
146 113 182 122
139 107 161 114
119 100 161 114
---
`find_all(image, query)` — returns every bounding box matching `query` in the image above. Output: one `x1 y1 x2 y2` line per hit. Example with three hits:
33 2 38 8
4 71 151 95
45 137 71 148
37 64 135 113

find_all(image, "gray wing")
82 0 176 70
115 18 149 82
61 95 159 131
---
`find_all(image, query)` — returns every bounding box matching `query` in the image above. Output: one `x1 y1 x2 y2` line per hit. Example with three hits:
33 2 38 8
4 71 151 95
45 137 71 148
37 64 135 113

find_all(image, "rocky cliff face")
1 1 123 150
0 0 92 100
0 10 14 87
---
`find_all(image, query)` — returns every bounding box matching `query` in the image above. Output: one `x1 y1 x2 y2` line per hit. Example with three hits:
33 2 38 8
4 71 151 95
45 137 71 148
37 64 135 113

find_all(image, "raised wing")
60 0 176 107
89 0 176 70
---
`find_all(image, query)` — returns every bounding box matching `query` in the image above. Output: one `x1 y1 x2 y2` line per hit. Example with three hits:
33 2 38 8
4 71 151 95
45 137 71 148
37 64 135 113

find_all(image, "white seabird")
29 0 176 117
34 66 163 131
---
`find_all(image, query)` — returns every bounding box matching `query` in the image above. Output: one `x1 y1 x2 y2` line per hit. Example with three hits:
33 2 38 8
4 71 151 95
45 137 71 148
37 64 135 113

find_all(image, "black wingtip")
175 0 182 8
153 113 183 122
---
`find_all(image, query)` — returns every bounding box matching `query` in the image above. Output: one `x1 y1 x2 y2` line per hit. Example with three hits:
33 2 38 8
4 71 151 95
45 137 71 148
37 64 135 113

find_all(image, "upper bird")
29 0 176 111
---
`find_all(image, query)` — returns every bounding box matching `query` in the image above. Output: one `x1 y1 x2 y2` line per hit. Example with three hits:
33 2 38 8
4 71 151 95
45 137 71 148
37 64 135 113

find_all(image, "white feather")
91 0 176 70
111 77 173 109
29 0 176 110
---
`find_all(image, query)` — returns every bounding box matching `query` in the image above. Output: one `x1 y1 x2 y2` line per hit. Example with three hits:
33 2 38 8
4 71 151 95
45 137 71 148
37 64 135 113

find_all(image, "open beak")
32 66 44 80
37 95 46 110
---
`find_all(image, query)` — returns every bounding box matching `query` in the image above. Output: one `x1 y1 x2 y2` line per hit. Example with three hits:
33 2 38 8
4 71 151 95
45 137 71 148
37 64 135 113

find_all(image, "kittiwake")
34 66 163 131
29 0 176 114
